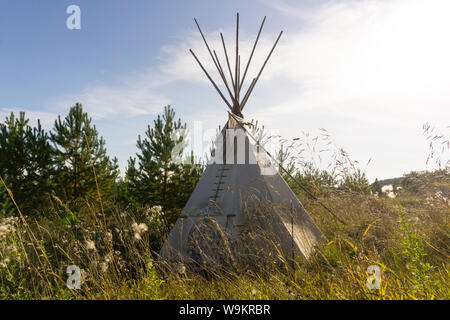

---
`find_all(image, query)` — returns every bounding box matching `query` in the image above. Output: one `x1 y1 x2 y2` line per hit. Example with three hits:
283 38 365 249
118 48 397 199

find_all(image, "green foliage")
397 207 435 290
142 259 165 298
50 103 119 202
0 112 53 213
116 158 140 207
0 104 448 300
0 217 31 299
339 169 371 194
371 178 382 196
0 185 13 218
169 152 204 209
0 163 448 300
124 105 203 211
276 143 296 178
284 164 338 197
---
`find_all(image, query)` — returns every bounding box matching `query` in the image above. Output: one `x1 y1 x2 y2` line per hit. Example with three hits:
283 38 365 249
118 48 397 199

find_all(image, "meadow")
0 106 448 300
0 169 448 300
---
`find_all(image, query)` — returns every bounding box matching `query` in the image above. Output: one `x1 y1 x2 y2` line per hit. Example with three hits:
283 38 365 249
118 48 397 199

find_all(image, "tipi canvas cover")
161 114 324 266
160 14 324 267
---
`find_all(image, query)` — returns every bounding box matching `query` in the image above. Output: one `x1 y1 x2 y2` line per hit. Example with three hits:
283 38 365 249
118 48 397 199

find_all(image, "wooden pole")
239 16 266 94
240 78 256 108
194 18 236 104
220 32 236 91
234 13 240 108
213 49 237 105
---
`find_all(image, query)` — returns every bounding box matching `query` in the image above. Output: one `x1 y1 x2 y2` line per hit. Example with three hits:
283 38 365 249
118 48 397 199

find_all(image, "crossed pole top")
190 13 283 118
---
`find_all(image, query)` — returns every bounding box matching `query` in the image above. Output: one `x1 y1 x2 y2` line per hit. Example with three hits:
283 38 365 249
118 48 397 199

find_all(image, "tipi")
161 14 324 267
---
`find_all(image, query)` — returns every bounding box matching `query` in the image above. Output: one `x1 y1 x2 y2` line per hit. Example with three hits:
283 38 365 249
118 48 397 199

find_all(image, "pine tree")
0 112 53 214
371 178 383 196
340 169 371 194
118 157 141 206
127 105 202 210
277 143 296 179
25 118 54 202
50 103 118 203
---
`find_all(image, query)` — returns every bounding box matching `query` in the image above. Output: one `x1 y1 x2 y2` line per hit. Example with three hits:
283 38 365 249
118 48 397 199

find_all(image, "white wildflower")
145 205 163 217
0 217 18 238
105 231 113 243
0 225 9 237
100 262 108 273
132 222 148 234
387 191 396 199
85 240 96 251
152 205 163 214
381 185 396 198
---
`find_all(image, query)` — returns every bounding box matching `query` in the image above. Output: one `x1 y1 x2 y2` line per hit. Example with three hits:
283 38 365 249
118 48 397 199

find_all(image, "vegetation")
0 104 448 300
50 103 119 203
122 105 203 217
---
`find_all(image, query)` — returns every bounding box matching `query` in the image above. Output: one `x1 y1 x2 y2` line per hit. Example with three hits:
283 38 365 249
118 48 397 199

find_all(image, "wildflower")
145 205 163 218
100 262 108 273
387 191 396 199
0 225 9 237
381 184 396 198
133 222 148 242
151 205 163 215
176 263 186 274
132 222 148 234
134 233 142 241
85 240 96 251
0 217 17 237
105 231 113 243
132 222 148 242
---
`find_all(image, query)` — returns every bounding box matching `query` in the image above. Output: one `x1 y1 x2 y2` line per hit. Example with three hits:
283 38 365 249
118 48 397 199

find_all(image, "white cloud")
264 0 450 123
47 0 450 179
247 0 450 178
258 0 312 19
52 67 172 120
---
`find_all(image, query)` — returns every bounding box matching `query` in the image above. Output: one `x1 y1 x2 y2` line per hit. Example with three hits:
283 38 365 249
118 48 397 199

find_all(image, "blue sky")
1 0 449 181
0 0 304 106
